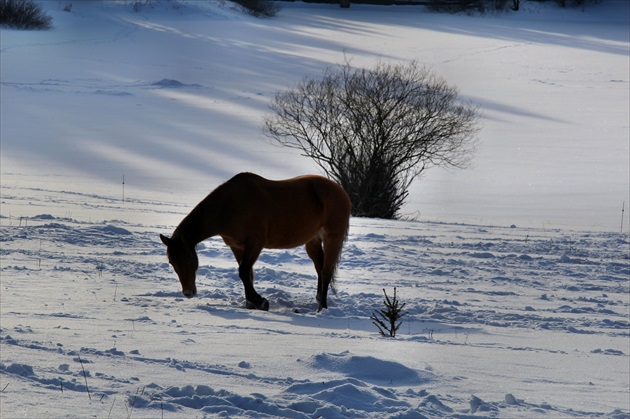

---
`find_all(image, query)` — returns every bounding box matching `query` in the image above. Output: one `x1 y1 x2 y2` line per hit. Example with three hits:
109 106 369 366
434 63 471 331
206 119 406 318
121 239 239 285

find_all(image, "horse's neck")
174 193 220 245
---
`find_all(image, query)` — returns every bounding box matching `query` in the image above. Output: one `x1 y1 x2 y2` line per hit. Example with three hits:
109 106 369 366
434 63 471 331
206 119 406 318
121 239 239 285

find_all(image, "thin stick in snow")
108 396 116 419
77 354 91 400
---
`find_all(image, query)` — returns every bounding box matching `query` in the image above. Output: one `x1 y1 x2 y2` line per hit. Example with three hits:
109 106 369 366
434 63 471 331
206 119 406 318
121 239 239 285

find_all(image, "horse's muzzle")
182 288 197 298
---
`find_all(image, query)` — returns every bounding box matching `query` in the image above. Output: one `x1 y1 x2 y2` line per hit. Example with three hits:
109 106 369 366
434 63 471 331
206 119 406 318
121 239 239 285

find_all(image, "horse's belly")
266 225 321 249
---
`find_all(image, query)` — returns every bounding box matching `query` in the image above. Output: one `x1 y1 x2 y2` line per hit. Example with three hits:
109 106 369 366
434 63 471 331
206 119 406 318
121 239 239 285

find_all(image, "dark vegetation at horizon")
0 0 604 32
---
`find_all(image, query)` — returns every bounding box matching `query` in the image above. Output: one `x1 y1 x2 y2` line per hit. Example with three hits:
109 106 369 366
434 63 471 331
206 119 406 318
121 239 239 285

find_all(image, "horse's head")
160 234 199 298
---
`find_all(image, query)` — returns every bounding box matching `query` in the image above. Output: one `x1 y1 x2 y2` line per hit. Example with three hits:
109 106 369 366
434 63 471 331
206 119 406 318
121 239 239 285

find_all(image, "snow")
1 0 629 418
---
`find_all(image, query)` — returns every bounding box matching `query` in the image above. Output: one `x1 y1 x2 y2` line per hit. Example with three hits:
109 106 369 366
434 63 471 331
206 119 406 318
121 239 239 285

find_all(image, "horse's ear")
160 234 171 246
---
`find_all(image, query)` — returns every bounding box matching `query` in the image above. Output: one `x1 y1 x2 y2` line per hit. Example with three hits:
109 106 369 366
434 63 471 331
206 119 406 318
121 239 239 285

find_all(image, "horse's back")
221 173 350 247
228 173 349 210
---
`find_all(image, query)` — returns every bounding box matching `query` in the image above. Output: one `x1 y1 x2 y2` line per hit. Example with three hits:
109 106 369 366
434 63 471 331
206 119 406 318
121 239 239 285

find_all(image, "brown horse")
160 173 352 311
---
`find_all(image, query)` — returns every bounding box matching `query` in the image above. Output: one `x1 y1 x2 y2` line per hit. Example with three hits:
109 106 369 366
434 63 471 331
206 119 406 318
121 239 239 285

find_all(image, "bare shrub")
263 59 480 219
230 0 280 17
427 0 510 13
0 0 52 29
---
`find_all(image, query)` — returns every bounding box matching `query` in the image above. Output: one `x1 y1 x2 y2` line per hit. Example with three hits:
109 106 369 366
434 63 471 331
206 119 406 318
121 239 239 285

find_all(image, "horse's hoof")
260 299 270 311
246 298 269 311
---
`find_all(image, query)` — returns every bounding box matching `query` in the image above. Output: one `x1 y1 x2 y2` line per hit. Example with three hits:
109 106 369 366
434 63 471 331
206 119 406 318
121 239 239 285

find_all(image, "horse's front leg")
231 245 269 311
240 264 269 311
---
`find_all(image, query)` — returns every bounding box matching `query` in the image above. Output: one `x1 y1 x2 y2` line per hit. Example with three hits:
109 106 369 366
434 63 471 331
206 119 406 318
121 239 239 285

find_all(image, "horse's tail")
318 175 352 297
329 217 350 295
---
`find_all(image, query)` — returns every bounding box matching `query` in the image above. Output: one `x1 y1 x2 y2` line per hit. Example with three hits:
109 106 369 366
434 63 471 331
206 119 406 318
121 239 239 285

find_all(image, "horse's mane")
173 183 226 244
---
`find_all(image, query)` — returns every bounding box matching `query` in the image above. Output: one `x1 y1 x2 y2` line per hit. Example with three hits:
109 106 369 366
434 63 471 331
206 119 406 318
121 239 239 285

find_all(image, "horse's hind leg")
305 237 324 305
230 245 268 311
318 233 345 312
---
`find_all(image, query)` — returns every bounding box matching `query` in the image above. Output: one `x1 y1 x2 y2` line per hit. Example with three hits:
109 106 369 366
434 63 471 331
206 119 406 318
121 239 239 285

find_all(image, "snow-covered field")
1 188 629 418
1 0 629 417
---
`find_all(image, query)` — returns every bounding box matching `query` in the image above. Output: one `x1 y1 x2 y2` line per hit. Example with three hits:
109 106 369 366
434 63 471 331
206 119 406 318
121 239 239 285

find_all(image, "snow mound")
151 78 186 88
98 225 133 235
308 351 431 386
150 78 201 89
286 378 411 415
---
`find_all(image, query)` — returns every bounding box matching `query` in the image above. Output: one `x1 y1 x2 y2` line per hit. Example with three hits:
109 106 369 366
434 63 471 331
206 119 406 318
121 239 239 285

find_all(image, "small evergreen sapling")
371 287 407 338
